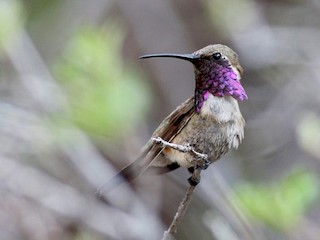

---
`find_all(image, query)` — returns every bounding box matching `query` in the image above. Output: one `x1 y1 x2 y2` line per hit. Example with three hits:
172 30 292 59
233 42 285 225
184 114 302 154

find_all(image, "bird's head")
140 44 247 112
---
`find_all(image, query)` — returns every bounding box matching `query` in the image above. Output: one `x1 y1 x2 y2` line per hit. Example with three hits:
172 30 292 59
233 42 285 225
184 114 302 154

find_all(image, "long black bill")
139 53 199 62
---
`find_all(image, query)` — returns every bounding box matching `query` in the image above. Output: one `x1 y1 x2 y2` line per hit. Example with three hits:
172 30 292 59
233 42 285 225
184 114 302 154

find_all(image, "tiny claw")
188 175 200 186
195 159 210 170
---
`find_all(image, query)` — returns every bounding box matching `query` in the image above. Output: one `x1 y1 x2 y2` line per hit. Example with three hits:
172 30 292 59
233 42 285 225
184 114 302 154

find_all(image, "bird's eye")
212 52 222 60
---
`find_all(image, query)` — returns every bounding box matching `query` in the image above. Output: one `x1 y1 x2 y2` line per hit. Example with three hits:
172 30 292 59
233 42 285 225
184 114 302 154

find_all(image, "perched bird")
99 44 247 193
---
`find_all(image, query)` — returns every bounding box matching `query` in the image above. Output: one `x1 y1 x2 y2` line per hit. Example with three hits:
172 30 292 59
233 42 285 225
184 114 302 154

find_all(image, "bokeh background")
1 0 320 239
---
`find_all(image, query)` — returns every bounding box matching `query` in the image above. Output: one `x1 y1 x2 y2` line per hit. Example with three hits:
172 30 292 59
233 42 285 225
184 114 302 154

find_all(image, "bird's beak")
139 53 199 62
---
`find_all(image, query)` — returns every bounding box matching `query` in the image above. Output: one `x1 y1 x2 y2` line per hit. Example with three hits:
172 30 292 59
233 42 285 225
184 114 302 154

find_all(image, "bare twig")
162 166 202 240
152 137 207 239
152 137 208 161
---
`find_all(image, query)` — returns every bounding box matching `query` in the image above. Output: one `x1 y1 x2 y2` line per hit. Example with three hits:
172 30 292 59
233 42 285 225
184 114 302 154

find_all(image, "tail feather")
96 139 175 196
96 160 144 196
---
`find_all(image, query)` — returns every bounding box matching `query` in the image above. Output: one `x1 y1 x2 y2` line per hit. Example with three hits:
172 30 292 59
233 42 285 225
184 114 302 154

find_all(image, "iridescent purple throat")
195 62 248 112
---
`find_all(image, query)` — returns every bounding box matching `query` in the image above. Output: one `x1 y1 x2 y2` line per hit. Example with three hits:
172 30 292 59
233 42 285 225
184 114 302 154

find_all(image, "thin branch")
162 166 202 240
152 137 208 161
152 137 207 239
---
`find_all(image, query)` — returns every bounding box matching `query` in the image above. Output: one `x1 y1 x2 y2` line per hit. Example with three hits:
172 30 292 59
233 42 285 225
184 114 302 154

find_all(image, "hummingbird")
99 44 247 193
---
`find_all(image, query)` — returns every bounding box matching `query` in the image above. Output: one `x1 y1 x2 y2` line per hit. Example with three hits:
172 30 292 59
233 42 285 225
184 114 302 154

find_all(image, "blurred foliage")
0 0 23 48
22 0 58 22
205 0 257 37
234 168 318 231
53 24 150 136
296 113 320 159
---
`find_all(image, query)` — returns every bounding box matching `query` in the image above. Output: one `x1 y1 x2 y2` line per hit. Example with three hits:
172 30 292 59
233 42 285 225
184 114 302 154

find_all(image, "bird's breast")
163 93 245 168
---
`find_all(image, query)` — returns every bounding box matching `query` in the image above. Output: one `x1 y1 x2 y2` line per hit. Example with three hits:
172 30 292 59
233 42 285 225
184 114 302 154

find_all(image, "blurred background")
1 0 320 239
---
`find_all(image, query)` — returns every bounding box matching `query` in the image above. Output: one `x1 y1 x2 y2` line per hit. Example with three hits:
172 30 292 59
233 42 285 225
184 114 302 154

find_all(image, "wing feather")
98 97 195 193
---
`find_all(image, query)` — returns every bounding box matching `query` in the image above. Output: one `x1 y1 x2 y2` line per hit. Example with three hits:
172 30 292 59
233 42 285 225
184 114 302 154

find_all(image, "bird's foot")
193 159 210 170
188 159 210 173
